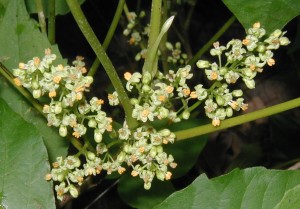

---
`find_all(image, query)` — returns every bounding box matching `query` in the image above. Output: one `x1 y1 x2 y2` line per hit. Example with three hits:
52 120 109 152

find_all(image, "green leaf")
0 98 55 209
25 0 86 17
223 0 300 32
274 185 300 209
165 119 208 178
118 173 175 209
0 0 68 162
154 167 300 209
0 78 68 162
0 0 65 70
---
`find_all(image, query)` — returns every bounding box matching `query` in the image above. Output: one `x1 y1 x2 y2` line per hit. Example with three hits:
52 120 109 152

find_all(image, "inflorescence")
12 22 290 201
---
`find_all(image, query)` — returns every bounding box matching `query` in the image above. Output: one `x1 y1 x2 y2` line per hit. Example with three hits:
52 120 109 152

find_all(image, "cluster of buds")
165 42 188 65
195 22 290 126
123 11 148 46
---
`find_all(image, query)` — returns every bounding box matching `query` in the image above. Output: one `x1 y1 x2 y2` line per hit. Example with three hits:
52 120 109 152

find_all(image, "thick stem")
35 0 47 34
175 98 300 140
188 16 236 65
48 0 56 44
88 0 125 77
142 0 162 76
66 0 138 129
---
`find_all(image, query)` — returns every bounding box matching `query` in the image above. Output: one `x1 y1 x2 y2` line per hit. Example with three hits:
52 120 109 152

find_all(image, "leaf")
118 173 175 209
25 0 86 17
0 0 65 70
153 167 300 209
0 98 55 209
274 185 300 209
0 78 69 162
222 0 300 32
0 0 68 162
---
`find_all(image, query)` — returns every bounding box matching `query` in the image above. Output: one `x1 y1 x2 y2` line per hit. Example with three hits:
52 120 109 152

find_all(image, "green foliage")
0 0 64 70
223 0 300 32
0 98 55 209
154 167 300 209
25 0 86 17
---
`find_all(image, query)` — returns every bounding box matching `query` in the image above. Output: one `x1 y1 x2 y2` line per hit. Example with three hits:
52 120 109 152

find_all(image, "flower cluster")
124 65 197 123
195 22 290 126
165 42 188 65
12 22 290 201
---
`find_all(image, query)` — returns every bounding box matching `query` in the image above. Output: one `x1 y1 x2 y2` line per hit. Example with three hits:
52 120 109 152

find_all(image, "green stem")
66 0 138 129
142 0 162 76
48 0 56 44
160 0 169 74
188 16 236 65
88 0 125 77
175 97 300 140
35 0 47 34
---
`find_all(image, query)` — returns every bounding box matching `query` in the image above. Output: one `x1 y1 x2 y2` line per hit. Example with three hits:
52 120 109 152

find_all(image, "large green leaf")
154 167 300 209
0 0 68 162
0 98 55 209
25 0 86 17
223 0 300 32
0 0 65 70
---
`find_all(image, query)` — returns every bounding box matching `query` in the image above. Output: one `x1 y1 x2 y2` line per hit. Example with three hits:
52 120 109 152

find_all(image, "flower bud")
156 145 163 153
232 89 243 97
156 170 165 181
144 182 151 190
117 151 126 162
216 95 225 106
226 107 233 117
271 29 282 38
130 98 139 105
54 103 62 114
196 60 210 69
219 67 228 75
142 84 151 93
88 119 97 128
182 110 190 120
149 147 157 158
59 125 67 137
142 71 152 84
87 151 96 161
123 144 132 153
159 129 171 137
32 80 39 89
256 44 266 53
33 89 42 98
94 130 103 143
165 42 173 50
279 37 290 46
69 185 79 198
243 78 255 89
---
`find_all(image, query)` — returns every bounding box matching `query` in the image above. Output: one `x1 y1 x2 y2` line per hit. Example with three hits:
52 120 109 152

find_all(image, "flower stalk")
175 97 300 140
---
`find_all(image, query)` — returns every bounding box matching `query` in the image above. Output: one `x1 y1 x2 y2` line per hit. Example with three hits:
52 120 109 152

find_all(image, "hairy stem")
88 0 126 77
175 97 300 140
66 0 138 129
188 16 236 65
48 0 56 44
